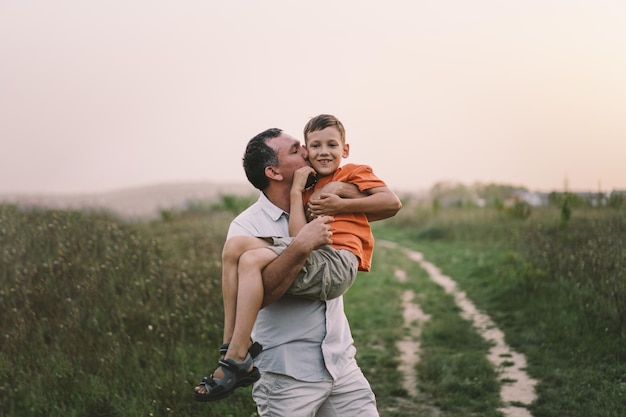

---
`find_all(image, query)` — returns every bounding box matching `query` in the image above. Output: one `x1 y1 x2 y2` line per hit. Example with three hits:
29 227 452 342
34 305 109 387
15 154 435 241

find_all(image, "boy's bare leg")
195 237 274 396
213 246 277 379
221 236 273 346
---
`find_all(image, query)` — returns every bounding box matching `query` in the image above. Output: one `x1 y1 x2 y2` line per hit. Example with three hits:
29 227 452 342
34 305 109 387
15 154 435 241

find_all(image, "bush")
505 201 532 220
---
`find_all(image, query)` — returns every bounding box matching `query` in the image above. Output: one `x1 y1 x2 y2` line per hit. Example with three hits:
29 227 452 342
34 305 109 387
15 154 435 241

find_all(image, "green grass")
413 241 626 417
380 203 626 417
0 204 254 417
347 245 501 417
2 201 625 416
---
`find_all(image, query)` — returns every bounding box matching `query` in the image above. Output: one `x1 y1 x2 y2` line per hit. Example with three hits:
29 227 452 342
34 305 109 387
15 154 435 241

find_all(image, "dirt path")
384 241 538 417
395 268 431 399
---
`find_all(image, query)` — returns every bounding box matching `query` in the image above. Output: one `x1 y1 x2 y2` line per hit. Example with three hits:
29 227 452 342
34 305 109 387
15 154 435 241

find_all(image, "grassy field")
379 202 626 417
1 200 625 416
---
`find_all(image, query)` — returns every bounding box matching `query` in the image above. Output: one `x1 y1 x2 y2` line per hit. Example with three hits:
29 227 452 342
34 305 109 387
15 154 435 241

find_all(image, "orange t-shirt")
303 163 386 272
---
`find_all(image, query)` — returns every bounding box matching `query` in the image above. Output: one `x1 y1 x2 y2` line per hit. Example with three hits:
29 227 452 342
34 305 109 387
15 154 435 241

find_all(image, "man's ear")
342 143 350 159
265 166 283 181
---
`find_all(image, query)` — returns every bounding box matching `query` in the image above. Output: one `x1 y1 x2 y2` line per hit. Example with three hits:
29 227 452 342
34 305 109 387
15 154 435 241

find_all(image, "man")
212 127 401 416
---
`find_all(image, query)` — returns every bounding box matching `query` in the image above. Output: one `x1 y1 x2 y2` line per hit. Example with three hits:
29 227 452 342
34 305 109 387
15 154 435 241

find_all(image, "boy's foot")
192 354 260 402
193 342 263 401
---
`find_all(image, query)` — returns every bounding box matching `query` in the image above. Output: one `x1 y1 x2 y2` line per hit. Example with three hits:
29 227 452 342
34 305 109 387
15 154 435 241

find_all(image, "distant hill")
0 182 257 219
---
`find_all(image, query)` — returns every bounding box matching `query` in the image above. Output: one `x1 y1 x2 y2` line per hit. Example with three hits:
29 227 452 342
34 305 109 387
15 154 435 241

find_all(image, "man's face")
268 133 309 184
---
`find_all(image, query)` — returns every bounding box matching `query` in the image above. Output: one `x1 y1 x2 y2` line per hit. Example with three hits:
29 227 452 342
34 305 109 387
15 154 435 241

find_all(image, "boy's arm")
288 166 314 236
261 179 399 307
307 183 402 221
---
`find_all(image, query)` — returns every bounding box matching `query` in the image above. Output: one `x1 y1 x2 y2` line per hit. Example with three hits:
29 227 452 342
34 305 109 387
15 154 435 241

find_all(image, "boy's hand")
292 166 317 194
307 193 346 218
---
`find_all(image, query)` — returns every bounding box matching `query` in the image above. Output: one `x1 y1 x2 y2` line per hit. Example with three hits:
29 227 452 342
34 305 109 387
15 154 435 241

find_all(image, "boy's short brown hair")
303 114 346 144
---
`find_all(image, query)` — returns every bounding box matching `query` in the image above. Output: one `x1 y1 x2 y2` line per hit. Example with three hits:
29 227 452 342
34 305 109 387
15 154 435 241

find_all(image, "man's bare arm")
261 215 334 307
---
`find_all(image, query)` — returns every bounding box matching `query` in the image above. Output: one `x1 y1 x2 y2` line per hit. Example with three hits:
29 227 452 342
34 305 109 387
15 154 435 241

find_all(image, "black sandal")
193 342 262 402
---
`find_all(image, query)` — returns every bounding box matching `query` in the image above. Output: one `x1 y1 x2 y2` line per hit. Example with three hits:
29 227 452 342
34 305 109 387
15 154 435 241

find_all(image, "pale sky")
1 0 625 195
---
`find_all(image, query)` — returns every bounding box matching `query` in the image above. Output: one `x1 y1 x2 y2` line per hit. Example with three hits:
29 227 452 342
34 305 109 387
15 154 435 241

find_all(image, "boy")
193 114 401 402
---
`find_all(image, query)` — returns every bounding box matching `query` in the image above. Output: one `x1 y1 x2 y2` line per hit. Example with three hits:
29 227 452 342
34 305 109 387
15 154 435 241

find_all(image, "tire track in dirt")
383 241 538 417
394 268 431 399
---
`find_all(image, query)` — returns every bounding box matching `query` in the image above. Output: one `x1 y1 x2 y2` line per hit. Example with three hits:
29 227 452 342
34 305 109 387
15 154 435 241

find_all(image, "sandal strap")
218 341 263 358
193 357 260 402
197 375 217 389
249 341 263 358
218 353 253 373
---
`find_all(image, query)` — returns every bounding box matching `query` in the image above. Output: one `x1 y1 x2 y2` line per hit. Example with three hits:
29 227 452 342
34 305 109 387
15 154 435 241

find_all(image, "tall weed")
0 205 249 417
521 210 626 333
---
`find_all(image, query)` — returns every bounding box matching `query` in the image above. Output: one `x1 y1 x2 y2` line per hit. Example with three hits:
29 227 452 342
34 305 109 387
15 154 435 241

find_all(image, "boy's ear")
342 143 350 158
265 166 283 181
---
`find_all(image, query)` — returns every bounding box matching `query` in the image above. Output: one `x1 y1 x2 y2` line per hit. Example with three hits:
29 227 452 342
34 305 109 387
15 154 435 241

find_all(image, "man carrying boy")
195 118 401 416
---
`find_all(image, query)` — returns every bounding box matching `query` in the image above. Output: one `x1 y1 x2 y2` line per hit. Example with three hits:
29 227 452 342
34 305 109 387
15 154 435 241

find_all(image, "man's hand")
260 215 334 307
292 215 335 248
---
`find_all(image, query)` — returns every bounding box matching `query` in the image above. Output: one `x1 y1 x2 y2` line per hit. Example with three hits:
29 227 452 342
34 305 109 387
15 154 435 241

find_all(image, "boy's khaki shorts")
266 237 358 300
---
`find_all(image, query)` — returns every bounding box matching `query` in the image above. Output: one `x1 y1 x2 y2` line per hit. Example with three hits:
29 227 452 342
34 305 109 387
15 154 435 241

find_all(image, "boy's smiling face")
305 127 350 178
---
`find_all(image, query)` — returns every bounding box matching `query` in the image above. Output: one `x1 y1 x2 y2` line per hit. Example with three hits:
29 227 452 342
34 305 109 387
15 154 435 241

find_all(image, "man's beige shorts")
266 237 358 300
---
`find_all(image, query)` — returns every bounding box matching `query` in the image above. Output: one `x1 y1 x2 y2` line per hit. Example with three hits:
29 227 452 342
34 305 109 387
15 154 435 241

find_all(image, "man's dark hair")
243 128 282 190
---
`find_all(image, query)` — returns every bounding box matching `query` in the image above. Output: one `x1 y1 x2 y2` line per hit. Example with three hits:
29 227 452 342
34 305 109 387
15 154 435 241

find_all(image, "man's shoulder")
229 201 263 227
228 195 288 238
234 200 264 218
